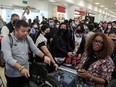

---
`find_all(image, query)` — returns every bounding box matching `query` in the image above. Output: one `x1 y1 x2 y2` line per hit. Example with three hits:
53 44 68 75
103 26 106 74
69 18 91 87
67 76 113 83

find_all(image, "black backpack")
0 34 30 68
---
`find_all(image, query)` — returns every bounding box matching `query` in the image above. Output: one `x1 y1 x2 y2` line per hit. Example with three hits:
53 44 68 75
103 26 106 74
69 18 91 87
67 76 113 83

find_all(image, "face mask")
108 26 111 29
76 30 82 33
72 23 76 28
45 32 50 38
56 25 59 28
84 27 88 33
59 29 66 34
99 25 101 28
33 25 38 28
49 22 54 27
86 21 89 24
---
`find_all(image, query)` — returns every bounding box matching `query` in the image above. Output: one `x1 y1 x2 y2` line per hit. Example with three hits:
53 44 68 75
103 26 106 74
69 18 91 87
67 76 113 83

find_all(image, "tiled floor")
0 67 6 87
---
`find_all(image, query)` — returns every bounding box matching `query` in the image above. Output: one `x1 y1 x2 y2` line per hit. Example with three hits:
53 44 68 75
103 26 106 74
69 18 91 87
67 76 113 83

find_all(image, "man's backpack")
0 34 13 68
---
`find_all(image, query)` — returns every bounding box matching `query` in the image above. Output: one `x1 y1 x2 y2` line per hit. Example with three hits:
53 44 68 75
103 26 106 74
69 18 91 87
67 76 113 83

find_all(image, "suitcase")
48 65 95 87
48 65 77 87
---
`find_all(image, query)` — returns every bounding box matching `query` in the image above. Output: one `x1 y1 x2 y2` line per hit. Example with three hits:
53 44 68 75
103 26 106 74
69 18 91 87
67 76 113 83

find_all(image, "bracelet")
19 66 25 72
42 54 46 59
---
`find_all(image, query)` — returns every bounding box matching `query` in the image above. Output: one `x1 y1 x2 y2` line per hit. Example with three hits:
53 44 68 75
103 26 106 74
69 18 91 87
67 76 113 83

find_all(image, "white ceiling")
84 0 116 13
42 0 116 17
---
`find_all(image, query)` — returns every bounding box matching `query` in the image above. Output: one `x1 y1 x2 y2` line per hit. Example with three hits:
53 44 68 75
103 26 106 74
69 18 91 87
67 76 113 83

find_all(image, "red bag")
0 36 3 43
65 57 80 66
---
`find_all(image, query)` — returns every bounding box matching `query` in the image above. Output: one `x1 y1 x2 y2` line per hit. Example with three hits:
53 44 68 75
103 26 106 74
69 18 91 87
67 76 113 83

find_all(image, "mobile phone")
77 69 85 73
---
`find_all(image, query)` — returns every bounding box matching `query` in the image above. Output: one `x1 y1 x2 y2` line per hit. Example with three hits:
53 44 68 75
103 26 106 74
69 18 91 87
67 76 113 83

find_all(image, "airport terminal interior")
0 0 116 87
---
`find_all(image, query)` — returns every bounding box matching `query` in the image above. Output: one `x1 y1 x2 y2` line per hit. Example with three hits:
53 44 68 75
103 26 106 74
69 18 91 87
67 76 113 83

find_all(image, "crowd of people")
0 13 116 87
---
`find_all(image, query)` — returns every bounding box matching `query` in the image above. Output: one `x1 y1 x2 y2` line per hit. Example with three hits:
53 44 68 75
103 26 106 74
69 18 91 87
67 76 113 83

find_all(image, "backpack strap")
26 36 30 48
26 36 33 53
8 34 13 48
33 31 41 43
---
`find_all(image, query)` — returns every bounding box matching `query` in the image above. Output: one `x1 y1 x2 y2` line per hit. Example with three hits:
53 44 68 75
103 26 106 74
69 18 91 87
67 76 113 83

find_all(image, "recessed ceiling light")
115 3 116 5
95 2 100 5
49 0 55 2
100 5 104 7
105 8 108 9
111 11 113 12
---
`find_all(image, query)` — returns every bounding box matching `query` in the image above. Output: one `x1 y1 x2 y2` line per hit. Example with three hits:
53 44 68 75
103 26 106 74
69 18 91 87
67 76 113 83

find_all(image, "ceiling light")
49 0 55 2
95 2 100 5
105 8 108 10
115 3 116 5
100 5 104 7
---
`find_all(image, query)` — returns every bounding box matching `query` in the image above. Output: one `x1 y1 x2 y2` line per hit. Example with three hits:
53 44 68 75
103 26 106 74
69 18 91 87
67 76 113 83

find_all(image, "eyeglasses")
92 39 103 45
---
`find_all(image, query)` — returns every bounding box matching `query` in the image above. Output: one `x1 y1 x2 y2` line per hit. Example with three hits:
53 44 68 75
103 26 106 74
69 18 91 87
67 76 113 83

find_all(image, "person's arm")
2 36 30 78
89 75 105 85
41 45 58 69
41 45 56 64
14 63 30 78
2 36 17 67
77 70 105 85
27 36 50 64
37 51 50 65
37 41 58 70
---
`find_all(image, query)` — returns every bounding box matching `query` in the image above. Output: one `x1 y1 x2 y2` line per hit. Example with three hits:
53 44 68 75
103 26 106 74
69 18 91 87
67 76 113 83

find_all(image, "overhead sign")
22 0 27 4
57 6 66 13
74 10 86 16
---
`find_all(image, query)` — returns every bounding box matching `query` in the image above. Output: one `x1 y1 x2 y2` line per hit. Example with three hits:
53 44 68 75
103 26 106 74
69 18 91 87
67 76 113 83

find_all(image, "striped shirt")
35 33 47 47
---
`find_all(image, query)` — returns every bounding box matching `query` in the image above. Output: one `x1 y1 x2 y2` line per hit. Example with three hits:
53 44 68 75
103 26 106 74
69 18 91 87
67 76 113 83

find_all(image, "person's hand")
78 54 81 58
77 69 91 79
54 63 59 71
44 56 51 65
72 52 76 56
67 52 73 57
20 68 30 78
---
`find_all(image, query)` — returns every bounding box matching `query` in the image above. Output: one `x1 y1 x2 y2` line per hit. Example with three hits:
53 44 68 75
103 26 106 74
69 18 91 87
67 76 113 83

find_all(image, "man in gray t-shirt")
1 20 50 87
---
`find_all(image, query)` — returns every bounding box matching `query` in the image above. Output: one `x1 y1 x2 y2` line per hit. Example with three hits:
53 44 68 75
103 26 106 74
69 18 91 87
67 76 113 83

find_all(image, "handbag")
0 50 5 68
65 56 80 66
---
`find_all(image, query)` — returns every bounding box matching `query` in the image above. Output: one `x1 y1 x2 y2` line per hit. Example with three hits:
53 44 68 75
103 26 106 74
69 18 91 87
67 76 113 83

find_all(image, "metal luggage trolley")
29 62 62 87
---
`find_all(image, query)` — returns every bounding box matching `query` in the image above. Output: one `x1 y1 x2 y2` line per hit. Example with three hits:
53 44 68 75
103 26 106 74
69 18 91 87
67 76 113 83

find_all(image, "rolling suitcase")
48 65 95 87
48 65 77 87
